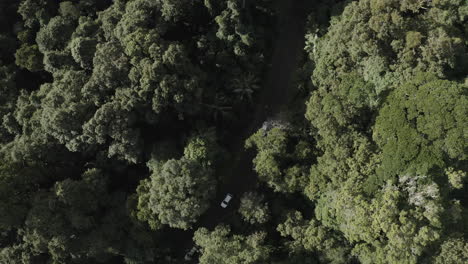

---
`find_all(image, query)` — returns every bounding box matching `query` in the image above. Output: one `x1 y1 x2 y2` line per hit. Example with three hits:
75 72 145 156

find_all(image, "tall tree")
372 73 467 185
194 225 272 264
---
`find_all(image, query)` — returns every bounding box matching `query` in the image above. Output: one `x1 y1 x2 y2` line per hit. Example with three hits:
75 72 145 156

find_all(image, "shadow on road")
173 0 313 258
201 0 312 227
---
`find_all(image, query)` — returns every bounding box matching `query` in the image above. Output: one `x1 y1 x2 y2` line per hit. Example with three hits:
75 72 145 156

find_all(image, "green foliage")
18 0 56 29
79 101 142 163
214 0 256 56
13 169 114 262
238 192 270 225
433 237 468 264
446 167 467 190
301 2 468 260
42 50 77 73
157 0 194 22
136 134 219 230
373 73 467 183
309 0 467 99
305 73 377 149
0 65 18 143
133 179 163 231
246 125 312 193
15 44 43 72
147 158 215 229
0 0 277 262
183 130 220 166
0 0 465 262
194 225 272 264
3 88 65 162
0 160 45 229
229 73 260 101
0 243 37 264
70 37 97 69
58 1 80 19
36 16 75 52
277 211 350 264
39 71 92 151
7 168 163 263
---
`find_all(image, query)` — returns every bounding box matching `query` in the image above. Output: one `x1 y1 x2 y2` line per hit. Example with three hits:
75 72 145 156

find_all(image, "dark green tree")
0 160 45 229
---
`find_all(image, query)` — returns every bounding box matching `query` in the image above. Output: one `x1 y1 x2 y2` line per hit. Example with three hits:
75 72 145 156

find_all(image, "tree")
214 0 256 56
0 65 18 143
157 0 194 22
310 0 467 97
36 16 75 52
79 101 142 163
0 0 280 262
238 192 270 225
147 158 215 230
39 70 93 152
194 225 272 264
0 160 45 229
134 132 219 230
2 86 70 163
70 37 97 69
183 129 220 166
313 173 450 264
433 237 468 264
133 178 163 231
0 243 38 264
446 167 466 190
15 44 44 72
18 169 115 262
246 125 312 193
17 0 57 29
372 73 467 184
277 211 350 264
58 1 80 19
15 168 165 263
229 73 260 102
82 42 130 104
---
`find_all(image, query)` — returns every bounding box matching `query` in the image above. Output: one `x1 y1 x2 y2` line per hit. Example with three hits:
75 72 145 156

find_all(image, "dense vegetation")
0 0 466 263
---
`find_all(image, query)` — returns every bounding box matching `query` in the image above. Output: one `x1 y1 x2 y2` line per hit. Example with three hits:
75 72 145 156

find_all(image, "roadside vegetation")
0 0 466 263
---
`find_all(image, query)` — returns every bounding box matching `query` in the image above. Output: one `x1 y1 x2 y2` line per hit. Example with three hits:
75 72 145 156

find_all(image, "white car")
220 193 233 208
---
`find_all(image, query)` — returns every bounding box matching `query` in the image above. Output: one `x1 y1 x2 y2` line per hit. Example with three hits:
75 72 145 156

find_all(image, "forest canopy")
0 0 466 263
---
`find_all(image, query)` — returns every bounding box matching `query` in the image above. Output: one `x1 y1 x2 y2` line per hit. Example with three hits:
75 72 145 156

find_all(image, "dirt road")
171 0 312 258
198 0 312 229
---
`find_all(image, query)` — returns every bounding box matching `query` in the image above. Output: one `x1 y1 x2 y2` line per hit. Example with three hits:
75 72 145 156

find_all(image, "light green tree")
36 16 75 52
433 237 468 264
246 126 312 193
147 158 215 229
373 73 467 184
194 225 272 264
14 44 43 72
277 211 350 264
238 192 270 224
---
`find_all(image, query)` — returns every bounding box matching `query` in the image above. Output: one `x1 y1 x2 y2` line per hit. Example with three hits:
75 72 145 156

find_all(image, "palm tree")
229 73 260 102
203 94 233 121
